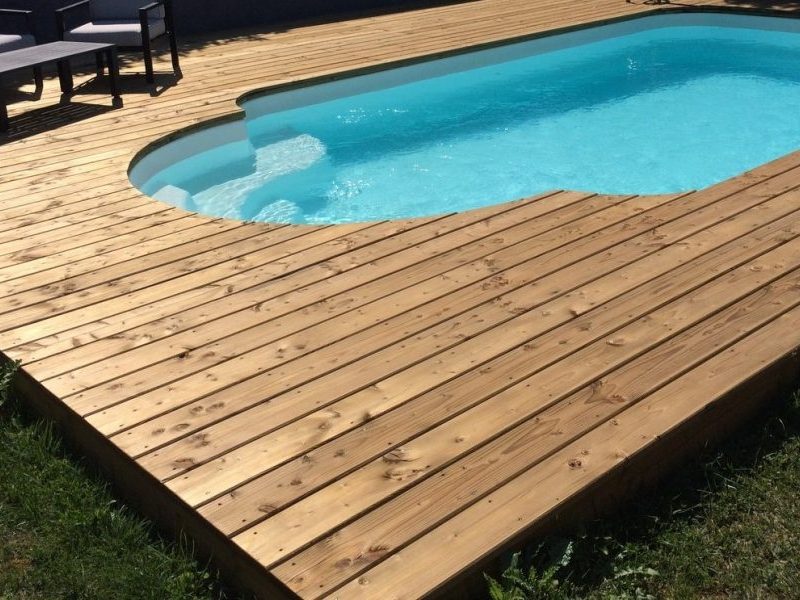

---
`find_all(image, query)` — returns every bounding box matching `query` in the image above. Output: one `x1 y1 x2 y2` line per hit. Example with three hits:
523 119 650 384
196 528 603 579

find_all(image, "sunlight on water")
139 17 800 224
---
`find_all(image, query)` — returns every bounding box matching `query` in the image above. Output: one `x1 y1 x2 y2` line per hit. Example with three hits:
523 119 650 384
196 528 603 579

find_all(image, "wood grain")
3 0 800 598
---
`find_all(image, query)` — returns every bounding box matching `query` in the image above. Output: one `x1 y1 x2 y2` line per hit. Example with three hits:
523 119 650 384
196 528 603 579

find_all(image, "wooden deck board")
188 187 800 535
3 0 800 598
327 303 800 600
268 243 800 597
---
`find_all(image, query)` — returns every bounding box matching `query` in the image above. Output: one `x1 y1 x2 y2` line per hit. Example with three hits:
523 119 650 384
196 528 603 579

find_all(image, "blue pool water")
131 13 800 224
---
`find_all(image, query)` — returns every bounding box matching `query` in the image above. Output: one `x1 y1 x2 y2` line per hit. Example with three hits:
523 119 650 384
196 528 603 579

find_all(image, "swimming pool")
130 12 800 225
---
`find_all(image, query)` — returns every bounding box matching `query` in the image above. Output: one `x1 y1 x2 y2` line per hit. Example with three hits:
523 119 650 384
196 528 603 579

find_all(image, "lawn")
0 361 225 600
1 357 798 599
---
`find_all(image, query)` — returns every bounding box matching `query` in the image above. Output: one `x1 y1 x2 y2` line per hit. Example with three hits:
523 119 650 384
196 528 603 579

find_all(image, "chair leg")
33 66 43 99
168 31 182 80
142 38 155 84
57 59 73 102
107 47 123 108
0 102 8 133
0 76 8 133
95 51 105 77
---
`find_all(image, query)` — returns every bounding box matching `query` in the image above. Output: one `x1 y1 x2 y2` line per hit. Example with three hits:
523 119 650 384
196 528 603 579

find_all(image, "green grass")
488 389 800 599
0 361 227 600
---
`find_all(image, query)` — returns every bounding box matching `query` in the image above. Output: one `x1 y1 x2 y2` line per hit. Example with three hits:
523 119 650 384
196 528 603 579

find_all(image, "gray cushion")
0 33 35 53
65 19 166 47
91 0 165 20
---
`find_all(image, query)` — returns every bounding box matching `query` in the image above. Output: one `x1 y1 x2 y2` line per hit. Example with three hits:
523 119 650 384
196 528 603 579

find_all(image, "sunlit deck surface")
2 0 800 597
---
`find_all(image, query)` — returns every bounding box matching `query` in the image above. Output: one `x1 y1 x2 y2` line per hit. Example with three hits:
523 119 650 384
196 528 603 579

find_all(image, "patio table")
0 40 122 132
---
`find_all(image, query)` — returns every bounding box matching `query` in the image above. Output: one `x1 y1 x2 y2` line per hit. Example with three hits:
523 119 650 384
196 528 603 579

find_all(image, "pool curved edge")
128 7 800 226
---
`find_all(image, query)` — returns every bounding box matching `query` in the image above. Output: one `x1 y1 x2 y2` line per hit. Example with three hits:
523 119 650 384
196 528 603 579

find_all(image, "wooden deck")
3 0 800 597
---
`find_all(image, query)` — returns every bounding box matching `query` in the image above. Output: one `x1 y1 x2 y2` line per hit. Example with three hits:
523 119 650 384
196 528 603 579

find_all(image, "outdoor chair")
56 0 181 84
0 8 43 92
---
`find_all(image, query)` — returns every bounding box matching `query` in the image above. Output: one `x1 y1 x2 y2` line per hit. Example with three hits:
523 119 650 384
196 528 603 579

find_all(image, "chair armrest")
141 0 177 30
139 1 164 42
56 0 91 15
56 0 91 38
0 8 36 38
0 8 33 16
139 1 164 14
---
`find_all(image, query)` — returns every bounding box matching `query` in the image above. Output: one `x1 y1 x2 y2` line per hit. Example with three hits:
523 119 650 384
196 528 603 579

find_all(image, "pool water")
132 13 800 224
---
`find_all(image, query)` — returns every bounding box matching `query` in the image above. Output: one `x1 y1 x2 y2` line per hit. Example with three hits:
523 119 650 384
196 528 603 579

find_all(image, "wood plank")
186 189 800 535
156 194 800 508
259 263 800 597
121 181 797 468
0 218 248 296
326 304 800 599
0 209 185 267
3 218 433 359
54 192 603 411
92 154 800 436
0 220 432 355
0 196 151 241
0 222 273 326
